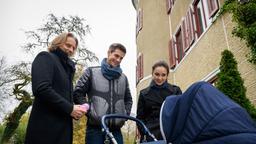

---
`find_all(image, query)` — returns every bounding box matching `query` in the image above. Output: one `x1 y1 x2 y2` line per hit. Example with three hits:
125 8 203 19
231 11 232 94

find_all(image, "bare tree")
0 57 8 117
0 57 17 121
0 13 98 143
0 57 16 87
22 13 98 66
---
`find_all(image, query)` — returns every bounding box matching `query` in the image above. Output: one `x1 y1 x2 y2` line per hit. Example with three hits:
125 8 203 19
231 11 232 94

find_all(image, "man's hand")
71 105 86 120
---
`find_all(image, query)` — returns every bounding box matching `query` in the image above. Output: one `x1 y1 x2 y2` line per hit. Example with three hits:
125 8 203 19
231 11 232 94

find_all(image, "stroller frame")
101 114 159 144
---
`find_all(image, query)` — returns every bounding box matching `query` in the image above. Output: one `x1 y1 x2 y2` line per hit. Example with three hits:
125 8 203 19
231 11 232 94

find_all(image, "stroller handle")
101 114 157 143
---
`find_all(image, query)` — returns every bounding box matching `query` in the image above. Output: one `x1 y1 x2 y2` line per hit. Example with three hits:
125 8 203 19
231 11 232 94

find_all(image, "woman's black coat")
25 49 75 144
137 81 182 141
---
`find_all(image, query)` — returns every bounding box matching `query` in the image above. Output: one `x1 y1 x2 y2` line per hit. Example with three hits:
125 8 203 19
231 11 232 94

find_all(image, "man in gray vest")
73 43 133 144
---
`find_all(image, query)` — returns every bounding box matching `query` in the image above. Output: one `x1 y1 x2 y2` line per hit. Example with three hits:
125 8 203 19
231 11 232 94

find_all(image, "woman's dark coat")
136 81 182 141
25 49 75 144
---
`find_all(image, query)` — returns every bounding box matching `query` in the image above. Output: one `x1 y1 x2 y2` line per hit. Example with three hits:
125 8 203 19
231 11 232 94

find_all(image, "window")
193 0 219 38
194 0 207 37
136 53 143 83
207 0 219 17
136 9 143 36
169 26 186 68
168 38 176 69
181 19 188 51
175 28 185 63
168 0 219 69
166 0 175 14
184 7 195 51
170 7 195 67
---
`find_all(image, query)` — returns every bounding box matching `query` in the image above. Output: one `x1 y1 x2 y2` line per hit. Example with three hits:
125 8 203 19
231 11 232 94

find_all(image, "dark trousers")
86 126 123 144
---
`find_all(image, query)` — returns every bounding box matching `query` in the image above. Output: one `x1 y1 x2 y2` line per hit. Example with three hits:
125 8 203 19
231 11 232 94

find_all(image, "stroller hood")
160 81 256 144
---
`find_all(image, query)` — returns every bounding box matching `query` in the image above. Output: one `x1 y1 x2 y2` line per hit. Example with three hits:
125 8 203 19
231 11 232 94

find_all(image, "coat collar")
143 81 174 95
51 48 76 73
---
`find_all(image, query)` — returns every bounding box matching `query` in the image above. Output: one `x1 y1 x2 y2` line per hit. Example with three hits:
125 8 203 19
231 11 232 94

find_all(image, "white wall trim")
202 67 220 81
139 74 152 83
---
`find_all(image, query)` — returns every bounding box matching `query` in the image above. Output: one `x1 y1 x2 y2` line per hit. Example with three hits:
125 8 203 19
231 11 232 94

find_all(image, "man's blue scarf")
101 58 122 80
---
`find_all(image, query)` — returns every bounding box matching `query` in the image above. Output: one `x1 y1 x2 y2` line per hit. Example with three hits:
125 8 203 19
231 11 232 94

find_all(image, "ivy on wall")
220 0 256 64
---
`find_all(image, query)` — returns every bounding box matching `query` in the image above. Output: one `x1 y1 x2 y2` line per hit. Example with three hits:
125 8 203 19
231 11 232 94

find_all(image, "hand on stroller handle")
101 114 158 144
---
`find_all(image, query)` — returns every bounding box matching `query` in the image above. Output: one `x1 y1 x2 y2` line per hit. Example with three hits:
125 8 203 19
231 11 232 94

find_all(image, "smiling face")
59 36 77 57
107 48 125 67
152 66 168 86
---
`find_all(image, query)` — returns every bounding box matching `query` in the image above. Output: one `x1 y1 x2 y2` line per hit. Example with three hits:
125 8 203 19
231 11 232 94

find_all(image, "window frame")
136 53 144 84
207 0 219 17
136 9 143 36
193 0 207 38
193 0 219 38
168 38 176 69
166 0 175 14
175 27 185 63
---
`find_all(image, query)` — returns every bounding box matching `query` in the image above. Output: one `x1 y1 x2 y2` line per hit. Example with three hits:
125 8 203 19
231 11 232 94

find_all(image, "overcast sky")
0 0 137 115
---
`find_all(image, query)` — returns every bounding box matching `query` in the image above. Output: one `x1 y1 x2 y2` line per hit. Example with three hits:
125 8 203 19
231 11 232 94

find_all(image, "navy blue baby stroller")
101 82 256 144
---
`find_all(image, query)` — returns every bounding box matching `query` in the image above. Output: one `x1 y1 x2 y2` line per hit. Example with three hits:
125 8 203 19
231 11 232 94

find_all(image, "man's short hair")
108 43 126 54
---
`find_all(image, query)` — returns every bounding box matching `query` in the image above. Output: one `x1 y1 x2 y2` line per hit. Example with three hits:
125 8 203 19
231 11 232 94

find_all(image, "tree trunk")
1 96 32 143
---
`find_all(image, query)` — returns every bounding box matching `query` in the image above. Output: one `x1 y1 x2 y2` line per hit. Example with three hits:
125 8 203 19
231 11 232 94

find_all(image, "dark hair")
152 60 170 76
108 43 126 54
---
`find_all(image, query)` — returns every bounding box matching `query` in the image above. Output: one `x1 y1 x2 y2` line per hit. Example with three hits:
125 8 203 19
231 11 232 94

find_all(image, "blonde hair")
48 32 78 52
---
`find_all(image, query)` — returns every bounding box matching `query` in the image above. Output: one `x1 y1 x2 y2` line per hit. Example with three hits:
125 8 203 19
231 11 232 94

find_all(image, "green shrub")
216 50 256 120
12 114 29 144
1 113 29 144
0 124 4 143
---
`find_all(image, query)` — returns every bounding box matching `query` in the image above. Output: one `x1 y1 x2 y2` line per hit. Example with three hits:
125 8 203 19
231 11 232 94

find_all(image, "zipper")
110 80 114 127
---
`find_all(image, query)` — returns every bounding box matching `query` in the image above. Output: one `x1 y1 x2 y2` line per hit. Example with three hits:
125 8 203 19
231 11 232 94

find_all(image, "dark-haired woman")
137 60 182 142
